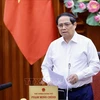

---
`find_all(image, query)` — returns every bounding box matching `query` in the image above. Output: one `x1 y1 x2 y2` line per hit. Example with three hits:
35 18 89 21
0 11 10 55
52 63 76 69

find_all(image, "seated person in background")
41 12 100 100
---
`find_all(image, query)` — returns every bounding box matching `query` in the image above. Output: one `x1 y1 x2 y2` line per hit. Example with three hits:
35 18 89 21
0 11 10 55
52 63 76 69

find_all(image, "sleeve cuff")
76 72 84 80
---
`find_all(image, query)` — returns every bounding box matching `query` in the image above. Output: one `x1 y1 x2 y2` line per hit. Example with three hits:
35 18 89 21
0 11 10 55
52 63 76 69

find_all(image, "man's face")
57 16 77 39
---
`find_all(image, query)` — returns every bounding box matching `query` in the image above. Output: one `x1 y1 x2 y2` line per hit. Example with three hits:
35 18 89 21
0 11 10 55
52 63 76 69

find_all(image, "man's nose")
62 25 66 29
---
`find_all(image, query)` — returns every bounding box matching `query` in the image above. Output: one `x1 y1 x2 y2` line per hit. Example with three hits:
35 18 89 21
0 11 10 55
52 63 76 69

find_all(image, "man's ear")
74 22 77 29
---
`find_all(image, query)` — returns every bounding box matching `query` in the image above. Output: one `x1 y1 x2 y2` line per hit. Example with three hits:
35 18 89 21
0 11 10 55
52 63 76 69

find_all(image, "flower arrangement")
64 0 100 26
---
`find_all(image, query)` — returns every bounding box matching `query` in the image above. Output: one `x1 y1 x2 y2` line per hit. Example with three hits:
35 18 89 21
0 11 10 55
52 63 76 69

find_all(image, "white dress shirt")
41 31 100 89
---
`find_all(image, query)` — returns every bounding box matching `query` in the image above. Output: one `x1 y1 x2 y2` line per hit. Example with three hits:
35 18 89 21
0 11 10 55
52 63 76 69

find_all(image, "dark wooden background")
0 0 100 100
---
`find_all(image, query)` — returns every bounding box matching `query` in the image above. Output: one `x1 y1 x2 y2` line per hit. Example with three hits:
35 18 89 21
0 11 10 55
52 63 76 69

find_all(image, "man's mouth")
62 31 67 33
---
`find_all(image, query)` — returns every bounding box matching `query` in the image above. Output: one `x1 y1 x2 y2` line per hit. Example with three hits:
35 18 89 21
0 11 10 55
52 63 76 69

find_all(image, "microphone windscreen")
0 82 12 90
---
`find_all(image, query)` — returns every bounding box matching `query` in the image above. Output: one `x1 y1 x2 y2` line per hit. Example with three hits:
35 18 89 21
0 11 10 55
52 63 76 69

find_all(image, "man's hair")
56 12 76 25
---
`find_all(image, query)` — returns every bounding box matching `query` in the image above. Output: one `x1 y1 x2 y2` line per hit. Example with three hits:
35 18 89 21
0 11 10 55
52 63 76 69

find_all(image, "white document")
48 69 72 89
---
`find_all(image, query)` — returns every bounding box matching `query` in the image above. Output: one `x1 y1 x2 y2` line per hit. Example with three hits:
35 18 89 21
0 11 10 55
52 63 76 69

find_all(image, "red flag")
4 0 58 64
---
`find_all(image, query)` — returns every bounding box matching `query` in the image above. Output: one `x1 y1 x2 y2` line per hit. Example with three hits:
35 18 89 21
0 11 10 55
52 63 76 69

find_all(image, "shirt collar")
71 31 78 43
61 31 78 44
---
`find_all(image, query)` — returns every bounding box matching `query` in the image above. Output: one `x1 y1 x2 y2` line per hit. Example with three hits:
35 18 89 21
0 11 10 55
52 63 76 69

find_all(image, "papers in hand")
48 69 72 89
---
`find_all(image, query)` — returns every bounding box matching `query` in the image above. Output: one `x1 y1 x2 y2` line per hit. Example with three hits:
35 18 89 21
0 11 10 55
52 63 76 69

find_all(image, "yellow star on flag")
18 0 20 3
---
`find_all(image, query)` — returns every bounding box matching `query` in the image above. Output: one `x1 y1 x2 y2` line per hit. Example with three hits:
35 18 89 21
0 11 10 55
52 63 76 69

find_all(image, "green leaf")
97 0 100 3
72 7 85 13
71 2 86 15
64 0 68 3
86 13 100 26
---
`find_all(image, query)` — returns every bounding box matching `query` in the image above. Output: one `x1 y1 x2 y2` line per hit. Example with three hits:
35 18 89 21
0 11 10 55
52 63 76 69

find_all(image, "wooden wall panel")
0 0 3 99
0 0 100 100
1 24 30 100
87 25 100 51
0 26 3 100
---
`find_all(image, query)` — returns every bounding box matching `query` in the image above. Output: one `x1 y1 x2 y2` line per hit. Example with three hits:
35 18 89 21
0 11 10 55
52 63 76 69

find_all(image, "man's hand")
47 81 54 86
40 80 54 86
67 74 78 84
40 80 47 86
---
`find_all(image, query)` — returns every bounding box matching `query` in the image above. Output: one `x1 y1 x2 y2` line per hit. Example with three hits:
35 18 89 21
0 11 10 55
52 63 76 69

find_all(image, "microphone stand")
66 63 71 100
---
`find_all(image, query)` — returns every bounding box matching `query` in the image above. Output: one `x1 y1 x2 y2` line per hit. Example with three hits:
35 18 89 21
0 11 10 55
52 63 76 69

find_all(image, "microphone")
0 82 12 90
